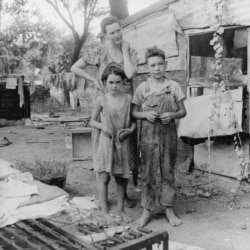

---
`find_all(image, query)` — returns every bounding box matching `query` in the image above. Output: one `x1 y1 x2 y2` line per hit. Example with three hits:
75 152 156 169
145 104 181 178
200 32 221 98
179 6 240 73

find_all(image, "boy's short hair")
100 16 120 34
145 46 166 63
101 63 126 83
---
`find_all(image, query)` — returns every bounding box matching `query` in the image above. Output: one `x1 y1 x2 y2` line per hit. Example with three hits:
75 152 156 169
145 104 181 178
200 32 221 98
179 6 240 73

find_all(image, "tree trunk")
109 0 129 20
71 34 88 66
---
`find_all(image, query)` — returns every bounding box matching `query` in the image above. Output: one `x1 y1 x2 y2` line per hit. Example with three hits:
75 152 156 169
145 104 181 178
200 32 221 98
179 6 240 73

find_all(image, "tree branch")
45 0 76 34
61 0 75 28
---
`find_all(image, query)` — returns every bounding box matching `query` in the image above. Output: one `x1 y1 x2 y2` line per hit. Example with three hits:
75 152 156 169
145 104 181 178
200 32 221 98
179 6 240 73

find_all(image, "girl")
90 64 136 223
71 16 138 208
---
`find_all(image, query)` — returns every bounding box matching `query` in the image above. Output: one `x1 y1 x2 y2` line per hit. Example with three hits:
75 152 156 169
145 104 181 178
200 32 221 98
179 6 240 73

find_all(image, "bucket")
189 86 204 97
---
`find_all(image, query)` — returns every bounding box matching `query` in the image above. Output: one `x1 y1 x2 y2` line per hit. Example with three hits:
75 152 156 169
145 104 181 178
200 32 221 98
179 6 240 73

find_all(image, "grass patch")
14 157 69 182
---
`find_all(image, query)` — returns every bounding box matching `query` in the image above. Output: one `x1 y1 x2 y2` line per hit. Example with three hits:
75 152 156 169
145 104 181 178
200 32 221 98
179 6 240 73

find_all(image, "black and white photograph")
0 1 249 249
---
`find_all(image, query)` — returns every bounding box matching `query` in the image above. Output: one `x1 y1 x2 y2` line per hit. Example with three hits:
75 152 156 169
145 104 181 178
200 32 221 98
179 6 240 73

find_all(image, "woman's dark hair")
145 46 166 63
100 16 121 34
101 64 126 83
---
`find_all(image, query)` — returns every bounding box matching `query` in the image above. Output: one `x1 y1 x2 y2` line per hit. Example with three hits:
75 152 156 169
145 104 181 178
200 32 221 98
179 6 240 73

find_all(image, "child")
90 64 136 223
132 47 186 227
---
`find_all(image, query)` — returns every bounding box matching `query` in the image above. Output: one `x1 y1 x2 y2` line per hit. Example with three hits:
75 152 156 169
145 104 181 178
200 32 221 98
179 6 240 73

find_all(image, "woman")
71 16 137 91
71 16 138 209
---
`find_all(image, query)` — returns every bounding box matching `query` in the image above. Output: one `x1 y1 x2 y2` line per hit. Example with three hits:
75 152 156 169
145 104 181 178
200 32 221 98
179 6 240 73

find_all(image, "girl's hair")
145 46 166 63
101 64 126 83
100 16 121 34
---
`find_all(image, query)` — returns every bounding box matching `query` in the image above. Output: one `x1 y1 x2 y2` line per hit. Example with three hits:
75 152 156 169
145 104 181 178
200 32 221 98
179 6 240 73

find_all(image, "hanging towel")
6 78 17 89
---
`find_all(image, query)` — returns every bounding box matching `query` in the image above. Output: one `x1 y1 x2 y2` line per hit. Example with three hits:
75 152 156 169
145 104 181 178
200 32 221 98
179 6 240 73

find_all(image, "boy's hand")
145 111 159 122
102 125 113 137
159 112 174 124
118 128 131 142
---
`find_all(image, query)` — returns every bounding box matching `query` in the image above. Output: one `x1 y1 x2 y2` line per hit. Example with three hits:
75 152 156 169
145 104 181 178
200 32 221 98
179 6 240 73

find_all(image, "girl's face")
106 73 123 94
105 22 123 45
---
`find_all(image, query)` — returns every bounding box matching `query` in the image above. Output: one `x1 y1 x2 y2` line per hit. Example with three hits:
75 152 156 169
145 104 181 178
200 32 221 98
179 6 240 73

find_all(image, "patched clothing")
83 44 138 175
132 77 185 210
94 94 133 178
82 45 138 93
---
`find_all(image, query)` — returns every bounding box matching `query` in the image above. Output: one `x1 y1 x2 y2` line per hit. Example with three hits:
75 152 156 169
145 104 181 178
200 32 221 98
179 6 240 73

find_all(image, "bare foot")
165 207 182 227
125 197 136 208
103 212 116 225
117 211 133 223
98 201 110 211
136 208 151 228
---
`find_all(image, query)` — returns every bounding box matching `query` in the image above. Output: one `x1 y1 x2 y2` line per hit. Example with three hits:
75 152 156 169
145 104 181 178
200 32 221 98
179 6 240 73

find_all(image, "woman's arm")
70 58 101 88
128 120 136 133
122 41 137 79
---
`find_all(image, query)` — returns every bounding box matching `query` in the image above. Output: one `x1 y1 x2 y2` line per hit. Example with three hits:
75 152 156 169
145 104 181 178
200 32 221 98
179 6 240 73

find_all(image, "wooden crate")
71 128 92 161
94 229 169 250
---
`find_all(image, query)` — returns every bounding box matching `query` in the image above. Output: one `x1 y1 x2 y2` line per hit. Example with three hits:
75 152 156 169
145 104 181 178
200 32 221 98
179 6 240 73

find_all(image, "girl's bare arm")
89 97 103 130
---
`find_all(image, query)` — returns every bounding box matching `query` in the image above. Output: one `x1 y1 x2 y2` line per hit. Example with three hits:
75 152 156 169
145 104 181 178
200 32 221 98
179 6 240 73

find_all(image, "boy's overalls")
140 80 178 211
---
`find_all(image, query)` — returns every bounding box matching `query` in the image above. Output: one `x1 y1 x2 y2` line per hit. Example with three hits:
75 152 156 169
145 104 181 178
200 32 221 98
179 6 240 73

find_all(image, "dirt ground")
1 118 250 250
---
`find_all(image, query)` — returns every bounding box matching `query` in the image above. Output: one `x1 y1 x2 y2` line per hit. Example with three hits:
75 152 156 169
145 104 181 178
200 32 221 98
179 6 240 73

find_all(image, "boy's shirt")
132 76 185 108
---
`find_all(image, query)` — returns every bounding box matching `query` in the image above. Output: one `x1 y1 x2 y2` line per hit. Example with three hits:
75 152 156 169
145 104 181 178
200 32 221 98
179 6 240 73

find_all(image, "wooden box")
71 128 92 161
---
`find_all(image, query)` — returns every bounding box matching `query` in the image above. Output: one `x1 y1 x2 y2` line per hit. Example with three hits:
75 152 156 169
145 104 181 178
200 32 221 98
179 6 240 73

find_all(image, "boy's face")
105 22 123 45
147 56 166 80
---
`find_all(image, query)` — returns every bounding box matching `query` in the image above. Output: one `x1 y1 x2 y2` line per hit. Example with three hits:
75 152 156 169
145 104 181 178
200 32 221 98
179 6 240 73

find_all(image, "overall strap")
145 79 151 93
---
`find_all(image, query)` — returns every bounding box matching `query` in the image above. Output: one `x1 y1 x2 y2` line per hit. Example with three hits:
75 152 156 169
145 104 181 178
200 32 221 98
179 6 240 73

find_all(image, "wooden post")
247 28 250 133
247 28 250 89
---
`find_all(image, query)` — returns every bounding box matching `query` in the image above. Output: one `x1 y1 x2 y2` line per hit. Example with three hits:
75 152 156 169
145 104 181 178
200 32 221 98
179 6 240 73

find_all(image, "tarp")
123 11 187 72
178 88 243 138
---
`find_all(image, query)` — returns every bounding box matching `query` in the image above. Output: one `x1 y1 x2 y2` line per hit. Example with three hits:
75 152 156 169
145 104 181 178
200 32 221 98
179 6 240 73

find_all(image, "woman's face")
105 22 123 45
106 73 123 94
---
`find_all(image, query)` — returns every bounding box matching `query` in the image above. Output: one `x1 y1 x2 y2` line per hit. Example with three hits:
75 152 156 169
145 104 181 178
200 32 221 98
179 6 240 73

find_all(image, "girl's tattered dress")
94 94 133 178
82 46 138 176
139 81 178 210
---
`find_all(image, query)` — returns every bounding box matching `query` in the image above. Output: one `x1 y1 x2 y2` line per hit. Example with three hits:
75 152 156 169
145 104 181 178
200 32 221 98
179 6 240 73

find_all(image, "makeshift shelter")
121 0 250 179
0 74 30 121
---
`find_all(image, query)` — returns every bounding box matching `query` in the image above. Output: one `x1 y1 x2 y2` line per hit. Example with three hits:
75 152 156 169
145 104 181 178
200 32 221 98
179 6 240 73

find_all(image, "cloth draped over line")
42 72 85 91
4 76 25 108
93 94 133 179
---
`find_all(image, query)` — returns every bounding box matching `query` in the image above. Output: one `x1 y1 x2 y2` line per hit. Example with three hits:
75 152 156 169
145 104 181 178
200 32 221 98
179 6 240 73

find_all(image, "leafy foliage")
45 0 108 65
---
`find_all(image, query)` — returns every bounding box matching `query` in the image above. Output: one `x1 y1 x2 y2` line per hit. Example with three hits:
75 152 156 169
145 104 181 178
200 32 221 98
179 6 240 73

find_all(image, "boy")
132 47 186 227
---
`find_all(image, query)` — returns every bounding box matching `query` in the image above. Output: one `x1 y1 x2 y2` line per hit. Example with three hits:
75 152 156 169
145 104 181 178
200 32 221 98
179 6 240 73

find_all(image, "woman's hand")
145 110 159 122
93 79 103 90
159 112 174 124
121 40 130 53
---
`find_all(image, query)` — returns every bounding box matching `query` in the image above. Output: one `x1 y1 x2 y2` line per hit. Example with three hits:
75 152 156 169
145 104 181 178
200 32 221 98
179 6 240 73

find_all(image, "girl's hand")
118 128 131 142
102 125 113 137
145 110 159 122
159 112 174 124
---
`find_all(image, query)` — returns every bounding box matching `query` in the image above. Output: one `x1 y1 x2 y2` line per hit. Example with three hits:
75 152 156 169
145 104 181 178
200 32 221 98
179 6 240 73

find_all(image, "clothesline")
42 72 86 91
